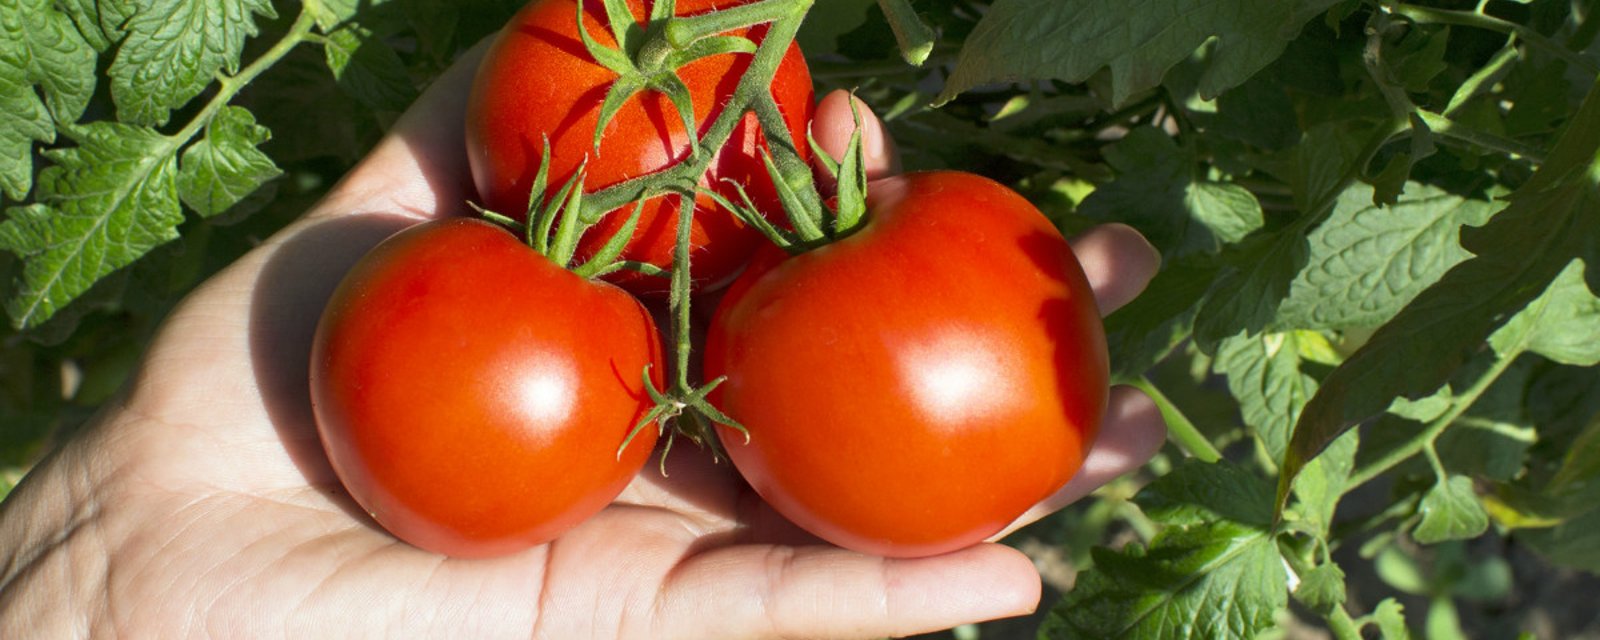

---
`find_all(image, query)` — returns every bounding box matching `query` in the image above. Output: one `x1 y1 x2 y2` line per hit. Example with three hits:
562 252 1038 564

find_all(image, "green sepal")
701 182 797 250
649 0 677 24
577 0 638 77
760 148 827 243
597 0 640 55
618 366 671 460
573 195 649 278
610 260 671 278
594 75 646 153
831 109 868 234
534 157 587 254
549 164 591 266
650 73 700 158
468 202 521 233
807 125 840 182
524 135 554 246
665 35 758 68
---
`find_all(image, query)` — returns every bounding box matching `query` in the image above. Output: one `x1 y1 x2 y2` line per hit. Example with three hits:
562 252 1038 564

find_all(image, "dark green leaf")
0 0 98 200
177 107 282 218
1294 562 1346 616
1079 127 1264 259
1103 252 1220 379
795 0 874 56
0 123 182 329
1414 475 1489 544
1489 259 1600 366
1041 521 1286 640
322 24 418 111
1274 183 1501 332
108 0 278 125
1381 24 1449 93
1137 460 1277 528
1278 78 1600 509
1214 331 1321 461
1290 423 1358 537
941 0 1344 107
1191 226 1308 353
1549 412 1600 493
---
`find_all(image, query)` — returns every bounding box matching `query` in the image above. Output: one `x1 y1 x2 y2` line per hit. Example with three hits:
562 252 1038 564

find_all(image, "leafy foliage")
6 0 1600 637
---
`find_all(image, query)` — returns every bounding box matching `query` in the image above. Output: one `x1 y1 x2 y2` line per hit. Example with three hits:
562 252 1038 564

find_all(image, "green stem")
1414 109 1548 163
578 0 813 223
170 8 317 145
1131 377 1222 464
876 0 937 65
665 0 797 46
671 195 696 393
1345 348 1520 489
1385 2 1600 75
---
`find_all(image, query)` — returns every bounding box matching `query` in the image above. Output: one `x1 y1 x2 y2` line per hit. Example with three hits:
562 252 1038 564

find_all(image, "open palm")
0 47 1165 639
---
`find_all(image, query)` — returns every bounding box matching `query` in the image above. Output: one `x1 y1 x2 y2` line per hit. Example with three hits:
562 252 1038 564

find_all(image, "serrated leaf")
0 123 182 329
1103 252 1220 379
1291 428 1358 537
1079 127 1264 259
1136 460 1276 528
323 24 418 111
1382 24 1449 93
0 0 98 200
940 0 1344 107
1413 475 1489 544
56 0 133 52
1278 78 1600 510
1041 521 1286 640
1191 226 1309 353
1274 183 1501 331
1294 562 1346 616
1214 331 1319 461
177 106 281 218
1370 598 1412 640
1489 259 1600 366
108 0 277 125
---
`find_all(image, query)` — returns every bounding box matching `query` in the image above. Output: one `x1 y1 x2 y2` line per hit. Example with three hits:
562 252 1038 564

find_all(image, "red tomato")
310 218 663 557
466 0 814 295
705 171 1109 558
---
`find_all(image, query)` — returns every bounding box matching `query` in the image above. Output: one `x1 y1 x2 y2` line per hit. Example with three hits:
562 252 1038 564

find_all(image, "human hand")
0 44 1164 639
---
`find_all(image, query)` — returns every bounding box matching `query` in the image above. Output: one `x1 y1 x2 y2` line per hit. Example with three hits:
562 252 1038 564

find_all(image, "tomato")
310 218 663 558
465 0 814 295
704 171 1109 558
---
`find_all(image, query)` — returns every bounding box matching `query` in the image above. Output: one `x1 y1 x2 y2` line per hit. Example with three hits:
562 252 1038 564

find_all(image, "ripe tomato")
705 171 1109 558
310 218 663 558
466 0 813 295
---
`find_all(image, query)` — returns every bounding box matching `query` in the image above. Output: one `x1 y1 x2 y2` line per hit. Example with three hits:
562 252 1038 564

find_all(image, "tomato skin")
310 218 662 558
465 0 814 295
705 171 1109 558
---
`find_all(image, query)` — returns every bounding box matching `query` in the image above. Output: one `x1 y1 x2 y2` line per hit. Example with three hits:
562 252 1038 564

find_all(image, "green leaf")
56 0 134 52
1274 183 1501 331
1290 428 1358 537
0 123 182 329
1278 78 1600 509
940 0 1344 107
1191 226 1308 353
795 0 873 56
1136 460 1276 528
177 107 282 218
1381 24 1449 93
1079 127 1264 259
1489 259 1600 366
322 24 418 111
108 0 278 125
1103 252 1220 379
1518 500 1600 573
1369 598 1413 640
1041 521 1286 640
1548 412 1600 493
1294 562 1346 616
1214 331 1320 461
1413 476 1489 544
0 0 98 200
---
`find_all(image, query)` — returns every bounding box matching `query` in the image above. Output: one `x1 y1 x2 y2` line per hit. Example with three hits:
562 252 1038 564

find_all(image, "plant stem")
171 8 317 146
1345 349 1520 489
1414 109 1548 163
1385 2 1600 75
876 0 937 65
1131 376 1222 463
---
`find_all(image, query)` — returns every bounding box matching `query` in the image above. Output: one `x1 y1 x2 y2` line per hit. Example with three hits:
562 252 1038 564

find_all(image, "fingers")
659 543 1040 640
811 89 901 190
992 385 1167 539
305 40 491 221
1070 222 1162 316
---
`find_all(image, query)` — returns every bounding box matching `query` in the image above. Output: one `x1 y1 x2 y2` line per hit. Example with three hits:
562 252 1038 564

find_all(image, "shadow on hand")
247 213 415 521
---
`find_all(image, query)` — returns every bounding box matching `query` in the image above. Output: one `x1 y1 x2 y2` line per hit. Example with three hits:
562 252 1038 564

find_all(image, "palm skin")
0 45 1166 639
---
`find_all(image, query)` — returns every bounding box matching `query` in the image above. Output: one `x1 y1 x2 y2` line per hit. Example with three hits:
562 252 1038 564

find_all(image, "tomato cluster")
311 0 1107 559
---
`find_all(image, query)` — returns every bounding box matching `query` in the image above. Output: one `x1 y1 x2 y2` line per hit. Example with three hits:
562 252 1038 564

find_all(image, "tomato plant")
465 0 814 294
705 171 1109 558
309 218 663 558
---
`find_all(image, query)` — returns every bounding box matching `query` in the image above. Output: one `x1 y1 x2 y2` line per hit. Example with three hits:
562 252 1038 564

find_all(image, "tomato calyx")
620 365 746 471
473 138 654 279
708 99 871 253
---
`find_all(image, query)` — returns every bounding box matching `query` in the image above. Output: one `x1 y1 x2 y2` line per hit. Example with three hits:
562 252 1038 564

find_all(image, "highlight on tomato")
705 171 1110 558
